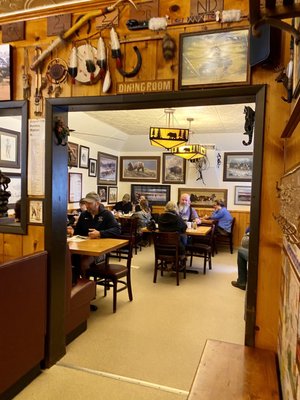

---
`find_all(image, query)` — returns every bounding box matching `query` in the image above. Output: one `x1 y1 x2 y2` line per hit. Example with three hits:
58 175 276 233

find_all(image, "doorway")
44 85 266 365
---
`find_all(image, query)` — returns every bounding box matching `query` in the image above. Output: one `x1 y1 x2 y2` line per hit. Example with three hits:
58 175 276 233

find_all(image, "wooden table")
68 237 129 256
186 226 211 236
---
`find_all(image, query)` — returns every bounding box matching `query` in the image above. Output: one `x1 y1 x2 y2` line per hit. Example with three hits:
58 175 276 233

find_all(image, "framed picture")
6 173 21 208
179 28 249 89
28 199 43 224
293 18 300 99
223 152 253 182
120 156 160 182
79 145 89 168
68 172 82 203
0 128 20 168
131 184 170 206
108 186 118 204
68 141 79 167
88 158 97 177
0 44 12 101
162 153 186 184
178 187 228 208
98 152 118 185
97 185 107 202
234 186 252 205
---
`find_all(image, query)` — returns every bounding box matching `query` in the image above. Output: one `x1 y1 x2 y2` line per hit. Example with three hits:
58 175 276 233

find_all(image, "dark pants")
237 247 248 284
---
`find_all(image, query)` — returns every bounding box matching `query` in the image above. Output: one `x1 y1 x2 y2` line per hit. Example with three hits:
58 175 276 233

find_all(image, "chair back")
153 231 180 261
215 217 235 254
107 234 134 267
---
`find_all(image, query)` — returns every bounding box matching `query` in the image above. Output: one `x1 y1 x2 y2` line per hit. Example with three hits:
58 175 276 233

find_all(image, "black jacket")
74 208 121 238
114 201 132 214
158 211 187 254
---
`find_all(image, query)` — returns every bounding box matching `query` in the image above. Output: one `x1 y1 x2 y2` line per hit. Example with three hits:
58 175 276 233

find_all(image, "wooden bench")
188 339 280 400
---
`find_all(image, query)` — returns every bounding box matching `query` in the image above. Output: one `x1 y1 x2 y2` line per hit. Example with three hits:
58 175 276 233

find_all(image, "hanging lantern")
171 144 206 160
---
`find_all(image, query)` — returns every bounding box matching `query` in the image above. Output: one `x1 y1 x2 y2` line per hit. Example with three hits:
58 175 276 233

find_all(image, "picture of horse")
120 156 160 182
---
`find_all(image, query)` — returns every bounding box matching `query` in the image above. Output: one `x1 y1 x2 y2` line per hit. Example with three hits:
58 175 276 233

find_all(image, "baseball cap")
81 191 100 203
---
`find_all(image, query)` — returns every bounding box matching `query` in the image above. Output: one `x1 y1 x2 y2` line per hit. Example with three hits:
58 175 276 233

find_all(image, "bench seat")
188 339 280 400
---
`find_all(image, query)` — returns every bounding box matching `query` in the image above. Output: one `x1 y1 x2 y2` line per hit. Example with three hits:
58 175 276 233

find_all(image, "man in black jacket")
68 191 121 280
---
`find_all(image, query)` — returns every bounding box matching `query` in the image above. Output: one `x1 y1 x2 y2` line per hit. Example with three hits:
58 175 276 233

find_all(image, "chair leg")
230 240 233 254
153 261 158 283
208 253 212 270
203 254 207 275
189 253 193 267
113 280 117 313
127 275 133 301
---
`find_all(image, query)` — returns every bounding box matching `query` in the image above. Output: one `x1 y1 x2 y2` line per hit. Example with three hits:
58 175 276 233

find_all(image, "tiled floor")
15 246 245 399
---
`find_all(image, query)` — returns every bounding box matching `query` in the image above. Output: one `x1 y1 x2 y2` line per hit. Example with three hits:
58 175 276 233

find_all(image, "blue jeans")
237 247 248 284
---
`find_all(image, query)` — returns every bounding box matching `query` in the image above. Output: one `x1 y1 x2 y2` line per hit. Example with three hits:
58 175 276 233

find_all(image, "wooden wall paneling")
22 225 45 255
251 62 289 349
0 234 4 263
3 234 23 262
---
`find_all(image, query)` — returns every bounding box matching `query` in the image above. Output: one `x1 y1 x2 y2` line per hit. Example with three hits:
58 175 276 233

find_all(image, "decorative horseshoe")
117 46 142 78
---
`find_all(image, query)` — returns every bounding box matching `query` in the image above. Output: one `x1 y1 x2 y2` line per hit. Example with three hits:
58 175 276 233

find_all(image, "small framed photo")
0 44 12 101
68 142 79 167
6 173 21 208
108 186 118 204
234 186 252 205
0 128 20 168
68 172 82 202
88 158 97 177
98 152 118 185
97 185 107 202
223 152 253 182
120 156 160 182
29 199 43 224
162 153 186 184
179 28 249 89
79 145 89 168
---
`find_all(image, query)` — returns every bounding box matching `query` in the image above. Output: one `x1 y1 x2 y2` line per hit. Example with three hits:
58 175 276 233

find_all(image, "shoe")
231 281 246 290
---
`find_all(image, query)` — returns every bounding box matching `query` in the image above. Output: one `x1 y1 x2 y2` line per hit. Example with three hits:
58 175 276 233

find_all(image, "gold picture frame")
179 28 249 89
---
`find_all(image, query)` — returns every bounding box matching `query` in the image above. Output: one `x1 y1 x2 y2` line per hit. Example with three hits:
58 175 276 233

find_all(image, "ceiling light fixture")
149 108 189 150
171 118 206 161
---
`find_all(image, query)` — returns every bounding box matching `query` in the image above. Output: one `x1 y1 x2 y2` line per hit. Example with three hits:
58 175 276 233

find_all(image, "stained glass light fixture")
171 118 206 161
149 108 189 150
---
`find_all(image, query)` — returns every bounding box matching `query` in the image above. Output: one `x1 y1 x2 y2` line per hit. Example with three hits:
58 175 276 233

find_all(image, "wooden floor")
188 339 280 400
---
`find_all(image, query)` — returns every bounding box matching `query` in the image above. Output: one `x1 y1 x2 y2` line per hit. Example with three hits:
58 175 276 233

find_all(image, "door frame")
44 85 266 365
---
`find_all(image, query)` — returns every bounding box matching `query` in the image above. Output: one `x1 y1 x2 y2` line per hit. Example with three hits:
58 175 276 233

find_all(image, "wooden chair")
214 217 235 254
119 216 141 255
186 224 215 274
153 231 186 286
87 236 133 313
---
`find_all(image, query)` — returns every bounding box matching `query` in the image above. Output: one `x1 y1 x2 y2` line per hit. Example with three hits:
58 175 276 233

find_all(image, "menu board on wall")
28 119 45 196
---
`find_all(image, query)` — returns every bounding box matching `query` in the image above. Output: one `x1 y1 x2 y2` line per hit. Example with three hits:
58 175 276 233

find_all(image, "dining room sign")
117 79 174 94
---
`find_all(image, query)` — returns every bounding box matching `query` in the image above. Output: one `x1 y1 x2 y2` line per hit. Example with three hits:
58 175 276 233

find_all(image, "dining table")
68 236 129 256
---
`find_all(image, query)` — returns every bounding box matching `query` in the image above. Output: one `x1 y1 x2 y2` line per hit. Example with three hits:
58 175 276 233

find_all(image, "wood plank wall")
0 0 297 351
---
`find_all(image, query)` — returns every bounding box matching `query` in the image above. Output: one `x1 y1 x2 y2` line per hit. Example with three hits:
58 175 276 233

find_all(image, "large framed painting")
98 152 118 185
120 156 160 182
178 187 228 208
131 184 170 206
0 128 20 168
162 153 186 184
0 44 12 101
179 28 249 90
223 152 253 182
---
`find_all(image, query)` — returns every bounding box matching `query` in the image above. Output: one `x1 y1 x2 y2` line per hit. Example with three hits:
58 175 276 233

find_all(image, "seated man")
113 193 132 214
204 200 233 235
178 193 201 224
231 227 250 290
67 191 121 280
158 200 187 255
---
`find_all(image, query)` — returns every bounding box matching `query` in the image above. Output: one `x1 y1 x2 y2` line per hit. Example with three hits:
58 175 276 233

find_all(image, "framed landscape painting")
179 28 249 89
98 152 118 185
234 186 252 205
120 156 160 182
0 44 12 101
178 187 228 208
223 152 253 182
131 184 170 205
